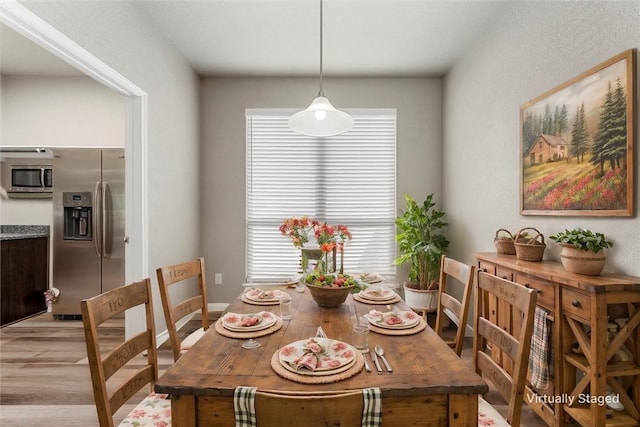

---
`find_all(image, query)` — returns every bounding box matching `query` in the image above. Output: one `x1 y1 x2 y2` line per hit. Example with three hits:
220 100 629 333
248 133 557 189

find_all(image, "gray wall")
200 77 441 302
21 0 201 333
444 1 640 276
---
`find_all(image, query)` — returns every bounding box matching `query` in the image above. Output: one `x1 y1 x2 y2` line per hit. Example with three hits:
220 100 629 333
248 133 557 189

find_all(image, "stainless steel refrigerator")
52 148 125 318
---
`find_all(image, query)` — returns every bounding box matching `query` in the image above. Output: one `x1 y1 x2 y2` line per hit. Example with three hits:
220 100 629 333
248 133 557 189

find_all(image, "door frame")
0 1 148 337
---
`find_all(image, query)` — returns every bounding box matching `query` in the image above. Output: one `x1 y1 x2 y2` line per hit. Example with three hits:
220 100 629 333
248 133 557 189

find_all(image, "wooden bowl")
305 284 354 308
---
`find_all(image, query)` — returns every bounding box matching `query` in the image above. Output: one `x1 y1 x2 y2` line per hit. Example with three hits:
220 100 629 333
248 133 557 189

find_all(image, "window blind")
246 109 396 282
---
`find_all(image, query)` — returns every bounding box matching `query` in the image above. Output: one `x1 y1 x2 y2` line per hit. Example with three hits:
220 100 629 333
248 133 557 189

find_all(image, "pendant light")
288 0 353 137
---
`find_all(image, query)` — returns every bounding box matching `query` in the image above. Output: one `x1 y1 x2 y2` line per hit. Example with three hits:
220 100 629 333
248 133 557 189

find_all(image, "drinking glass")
279 294 292 320
352 322 369 351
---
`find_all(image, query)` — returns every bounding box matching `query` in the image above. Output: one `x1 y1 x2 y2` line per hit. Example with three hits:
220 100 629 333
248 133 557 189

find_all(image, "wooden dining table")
154 284 488 426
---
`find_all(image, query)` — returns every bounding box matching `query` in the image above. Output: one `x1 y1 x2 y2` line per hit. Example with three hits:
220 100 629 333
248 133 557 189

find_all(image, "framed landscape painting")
520 49 636 216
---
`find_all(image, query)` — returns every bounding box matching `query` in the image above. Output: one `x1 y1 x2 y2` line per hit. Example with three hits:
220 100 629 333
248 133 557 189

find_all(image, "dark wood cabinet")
1 237 49 326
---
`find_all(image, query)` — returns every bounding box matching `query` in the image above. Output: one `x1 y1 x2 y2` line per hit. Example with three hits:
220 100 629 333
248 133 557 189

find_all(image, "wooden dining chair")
233 387 381 426
156 257 210 361
81 278 170 427
473 272 537 426
433 255 476 356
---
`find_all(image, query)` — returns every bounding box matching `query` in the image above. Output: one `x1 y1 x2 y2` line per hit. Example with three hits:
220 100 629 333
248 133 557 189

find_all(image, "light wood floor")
0 312 551 426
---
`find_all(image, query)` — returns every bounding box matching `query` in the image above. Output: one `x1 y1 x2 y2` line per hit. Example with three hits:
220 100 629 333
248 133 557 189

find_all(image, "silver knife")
371 349 382 374
361 350 371 372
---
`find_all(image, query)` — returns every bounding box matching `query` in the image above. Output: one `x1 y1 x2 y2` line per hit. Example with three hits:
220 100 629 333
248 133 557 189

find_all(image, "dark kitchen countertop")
0 225 50 241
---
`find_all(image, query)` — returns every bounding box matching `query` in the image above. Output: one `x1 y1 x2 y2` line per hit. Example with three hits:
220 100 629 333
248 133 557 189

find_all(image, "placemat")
241 293 280 306
215 317 283 339
270 351 364 384
367 316 427 336
353 293 401 305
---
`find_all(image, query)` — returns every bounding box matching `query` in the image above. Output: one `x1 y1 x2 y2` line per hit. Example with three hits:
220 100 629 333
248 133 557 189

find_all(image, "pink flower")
281 346 296 356
280 217 351 252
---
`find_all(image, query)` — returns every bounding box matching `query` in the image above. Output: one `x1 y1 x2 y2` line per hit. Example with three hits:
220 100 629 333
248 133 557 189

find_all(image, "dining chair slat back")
434 255 476 356
81 278 169 427
156 257 209 361
473 271 537 426
254 390 364 425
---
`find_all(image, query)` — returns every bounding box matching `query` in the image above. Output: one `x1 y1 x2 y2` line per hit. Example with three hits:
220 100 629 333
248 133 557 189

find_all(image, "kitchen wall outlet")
214 273 222 285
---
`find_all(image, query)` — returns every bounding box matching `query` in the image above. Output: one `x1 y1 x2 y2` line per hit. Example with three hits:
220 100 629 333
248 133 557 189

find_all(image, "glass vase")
301 247 338 274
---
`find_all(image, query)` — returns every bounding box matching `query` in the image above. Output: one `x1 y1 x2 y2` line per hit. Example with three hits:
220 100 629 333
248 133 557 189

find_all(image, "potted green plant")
549 228 613 275
394 194 449 311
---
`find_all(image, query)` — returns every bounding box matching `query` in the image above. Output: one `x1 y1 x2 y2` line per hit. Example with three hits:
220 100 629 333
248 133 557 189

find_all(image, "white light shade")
288 96 354 137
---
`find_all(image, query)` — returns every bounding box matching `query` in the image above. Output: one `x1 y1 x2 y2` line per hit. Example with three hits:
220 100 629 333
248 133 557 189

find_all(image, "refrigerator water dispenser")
62 192 92 240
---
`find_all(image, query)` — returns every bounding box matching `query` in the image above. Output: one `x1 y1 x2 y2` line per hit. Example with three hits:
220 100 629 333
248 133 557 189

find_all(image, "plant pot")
305 284 354 308
559 244 606 276
403 284 438 313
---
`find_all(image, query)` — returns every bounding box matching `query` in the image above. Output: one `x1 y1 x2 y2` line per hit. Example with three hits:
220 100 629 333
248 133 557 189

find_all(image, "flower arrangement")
313 222 352 253
279 216 317 248
279 216 351 248
279 216 352 274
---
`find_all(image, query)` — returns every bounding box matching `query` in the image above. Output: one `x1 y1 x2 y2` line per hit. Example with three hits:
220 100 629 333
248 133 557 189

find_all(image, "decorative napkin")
294 352 319 371
528 306 551 390
292 338 324 371
234 386 257 427
362 387 382 427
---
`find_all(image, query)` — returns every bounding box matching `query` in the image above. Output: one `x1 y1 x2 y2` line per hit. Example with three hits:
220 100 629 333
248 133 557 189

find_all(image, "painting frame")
520 49 636 216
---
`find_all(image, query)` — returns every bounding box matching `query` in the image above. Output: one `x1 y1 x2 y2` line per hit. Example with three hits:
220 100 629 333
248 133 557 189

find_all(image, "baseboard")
156 329 171 347
465 323 474 337
156 303 229 347
209 303 229 312
193 303 229 319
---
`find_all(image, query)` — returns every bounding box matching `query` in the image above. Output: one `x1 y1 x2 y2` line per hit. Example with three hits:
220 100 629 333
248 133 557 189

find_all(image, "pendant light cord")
318 0 324 97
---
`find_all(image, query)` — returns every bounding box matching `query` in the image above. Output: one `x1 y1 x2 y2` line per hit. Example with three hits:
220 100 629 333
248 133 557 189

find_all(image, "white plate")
241 277 300 287
278 338 357 375
359 272 384 284
243 288 285 303
358 286 396 301
366 310 420 329
221 311 278 332
280 354 357 377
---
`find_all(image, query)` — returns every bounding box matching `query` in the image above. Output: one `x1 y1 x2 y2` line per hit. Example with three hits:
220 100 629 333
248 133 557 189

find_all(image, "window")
246 109 396 281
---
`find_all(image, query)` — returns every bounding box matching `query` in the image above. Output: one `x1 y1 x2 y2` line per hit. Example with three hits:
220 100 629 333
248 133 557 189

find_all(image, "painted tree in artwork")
569 102 588 162
522 111 537 151
542 104 553 134
553 104 569 137
592 78 627 175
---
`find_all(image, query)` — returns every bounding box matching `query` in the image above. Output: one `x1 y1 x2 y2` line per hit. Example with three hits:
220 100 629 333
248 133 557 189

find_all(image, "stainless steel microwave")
1 149 53 198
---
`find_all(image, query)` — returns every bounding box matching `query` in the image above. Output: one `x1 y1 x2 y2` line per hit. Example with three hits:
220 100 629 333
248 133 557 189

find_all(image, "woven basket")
514 227 546 262
494 229 516 255
305 284 354 308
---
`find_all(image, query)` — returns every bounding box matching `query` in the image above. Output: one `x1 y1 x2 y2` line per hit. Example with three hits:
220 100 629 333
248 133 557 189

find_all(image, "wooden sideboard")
475 252 640 427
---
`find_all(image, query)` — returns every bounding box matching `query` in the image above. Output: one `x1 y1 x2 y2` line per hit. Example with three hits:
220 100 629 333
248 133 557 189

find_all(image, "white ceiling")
1 0 509 77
